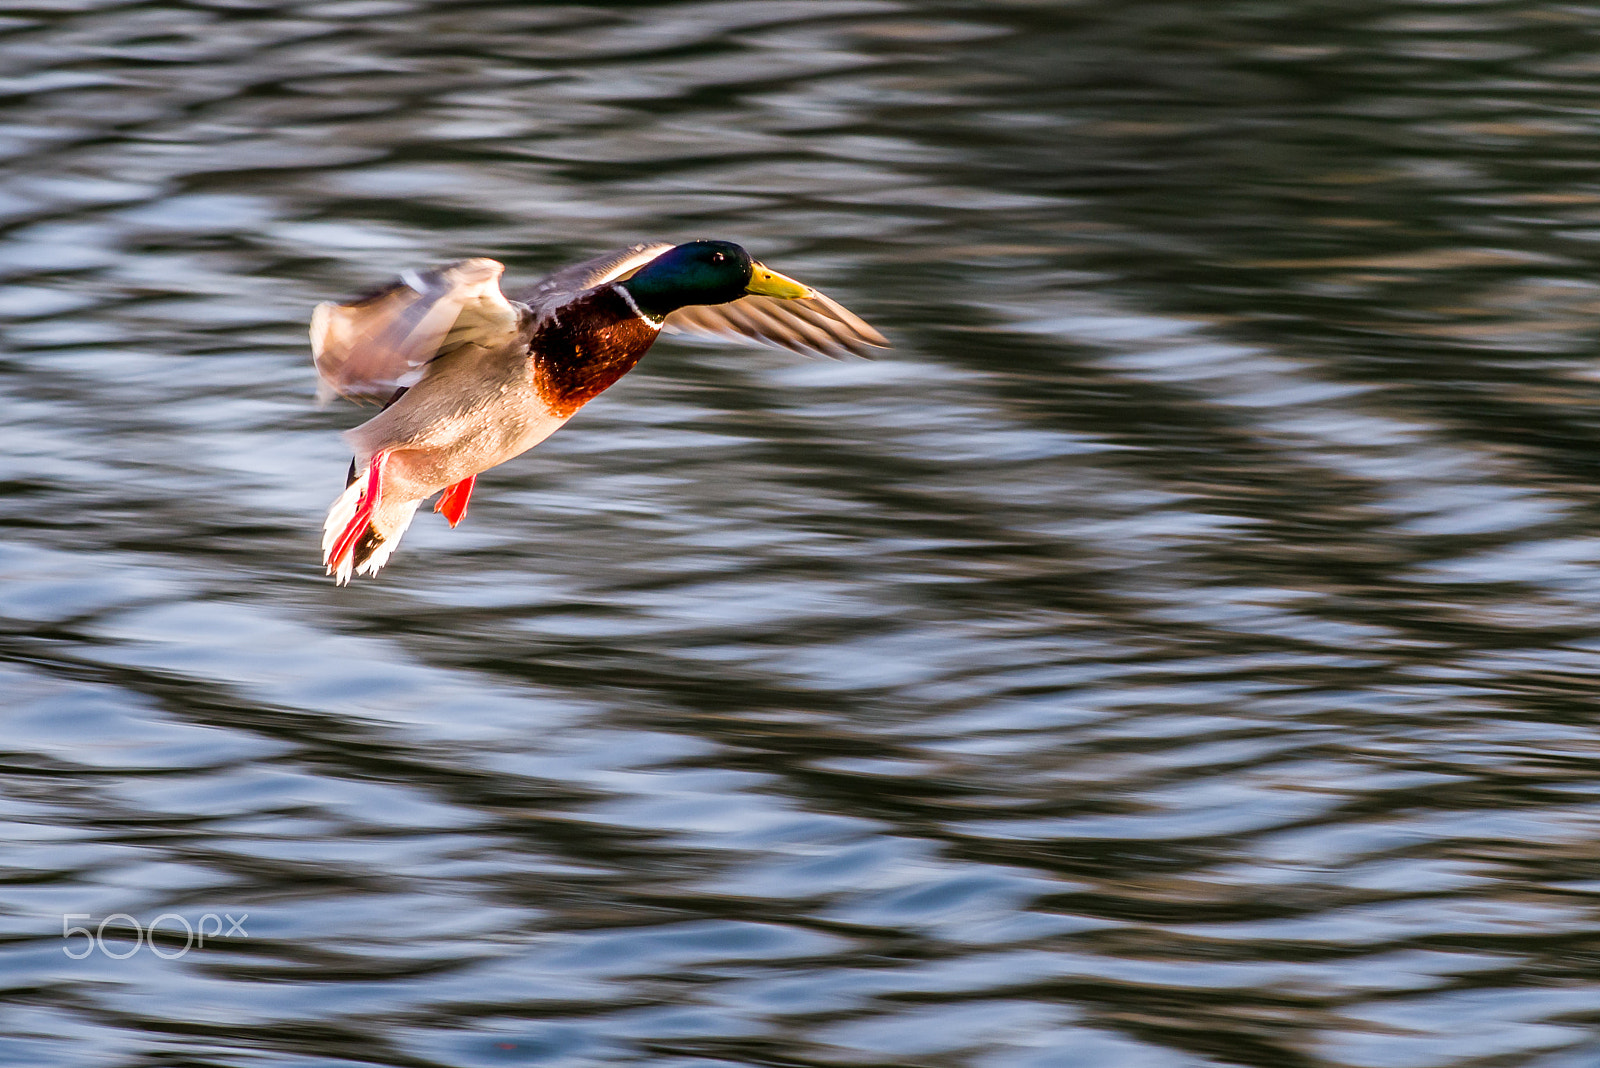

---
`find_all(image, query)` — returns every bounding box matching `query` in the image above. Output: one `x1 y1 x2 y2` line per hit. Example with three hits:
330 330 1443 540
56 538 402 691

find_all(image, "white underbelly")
343 387 572 500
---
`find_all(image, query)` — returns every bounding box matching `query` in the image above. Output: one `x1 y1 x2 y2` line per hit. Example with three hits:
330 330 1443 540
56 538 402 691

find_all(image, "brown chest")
529 288 661 418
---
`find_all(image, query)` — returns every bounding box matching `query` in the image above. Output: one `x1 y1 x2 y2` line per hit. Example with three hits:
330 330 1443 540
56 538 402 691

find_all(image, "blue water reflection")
5 1 1600 1066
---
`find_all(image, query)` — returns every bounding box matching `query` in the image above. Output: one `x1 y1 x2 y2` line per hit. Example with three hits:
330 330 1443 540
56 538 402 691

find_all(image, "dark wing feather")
511 243 674 319
310 257 521 404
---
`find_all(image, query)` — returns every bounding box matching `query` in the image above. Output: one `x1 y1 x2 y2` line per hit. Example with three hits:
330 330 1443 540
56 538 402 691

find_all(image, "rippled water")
9 1 1600 1065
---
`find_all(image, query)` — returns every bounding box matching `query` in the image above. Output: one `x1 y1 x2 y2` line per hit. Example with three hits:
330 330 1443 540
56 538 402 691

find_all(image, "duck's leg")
433 474 475 528
327 449 388 576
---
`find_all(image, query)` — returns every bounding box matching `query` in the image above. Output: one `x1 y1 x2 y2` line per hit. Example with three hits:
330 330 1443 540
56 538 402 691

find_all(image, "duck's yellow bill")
745 264 813 300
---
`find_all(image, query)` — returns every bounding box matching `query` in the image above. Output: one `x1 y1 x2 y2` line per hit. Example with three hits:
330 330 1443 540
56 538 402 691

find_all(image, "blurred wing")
310 257 521 405
511 242 674 319
662 288 888 360
508 243 889 358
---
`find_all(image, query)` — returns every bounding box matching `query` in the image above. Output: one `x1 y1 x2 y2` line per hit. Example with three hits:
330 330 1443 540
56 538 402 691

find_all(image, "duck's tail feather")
321 455 418 585
350 501 417 581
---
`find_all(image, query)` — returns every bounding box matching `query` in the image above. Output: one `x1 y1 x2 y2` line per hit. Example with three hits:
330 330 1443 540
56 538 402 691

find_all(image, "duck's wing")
515 242 887 359
310 257 523 405
661 287 888 360
513 243 676 319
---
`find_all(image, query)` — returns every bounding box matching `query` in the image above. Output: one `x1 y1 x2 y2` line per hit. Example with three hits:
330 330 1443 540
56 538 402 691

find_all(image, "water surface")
6 2 1600 1066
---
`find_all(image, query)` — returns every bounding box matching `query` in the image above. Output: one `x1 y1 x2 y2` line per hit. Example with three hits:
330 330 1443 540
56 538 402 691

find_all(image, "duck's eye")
711 252 725 263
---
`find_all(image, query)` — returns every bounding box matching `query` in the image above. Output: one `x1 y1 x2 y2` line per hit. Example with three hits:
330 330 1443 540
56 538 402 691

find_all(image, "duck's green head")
621 240 812 321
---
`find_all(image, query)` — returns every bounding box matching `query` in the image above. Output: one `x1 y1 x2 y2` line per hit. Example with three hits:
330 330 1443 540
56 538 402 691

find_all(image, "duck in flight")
311 240 887 584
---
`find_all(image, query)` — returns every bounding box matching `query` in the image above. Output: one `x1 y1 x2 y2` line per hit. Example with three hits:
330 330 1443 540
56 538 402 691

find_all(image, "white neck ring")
613 284 664 327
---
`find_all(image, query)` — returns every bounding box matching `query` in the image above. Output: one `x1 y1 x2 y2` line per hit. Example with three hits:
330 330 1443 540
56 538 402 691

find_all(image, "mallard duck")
310 240 887 584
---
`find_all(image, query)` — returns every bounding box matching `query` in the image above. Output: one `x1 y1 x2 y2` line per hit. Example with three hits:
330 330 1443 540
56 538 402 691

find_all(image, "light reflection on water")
5 1 1600 1066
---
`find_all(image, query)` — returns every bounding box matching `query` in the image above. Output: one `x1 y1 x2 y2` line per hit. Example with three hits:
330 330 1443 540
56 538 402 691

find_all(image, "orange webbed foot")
434 474 475 528
329 450 387 572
